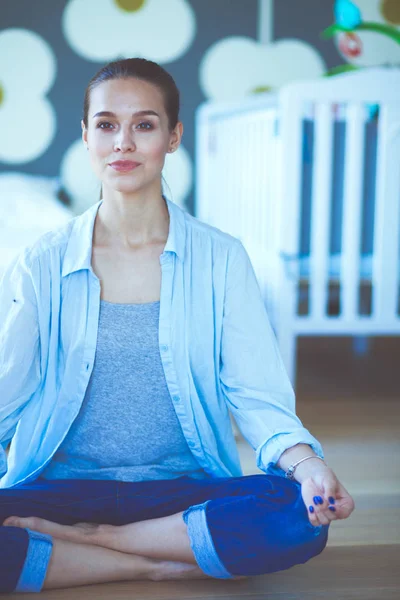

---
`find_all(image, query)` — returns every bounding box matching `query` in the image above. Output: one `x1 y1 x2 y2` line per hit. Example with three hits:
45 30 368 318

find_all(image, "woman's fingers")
333 494 356 519
305 484 355 526
303 478 340 527
307 496 337 526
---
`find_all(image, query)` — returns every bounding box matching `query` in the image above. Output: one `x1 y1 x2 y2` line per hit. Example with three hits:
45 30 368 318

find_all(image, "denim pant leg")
0 526 50 593
183 475 330 578
0 477 119 593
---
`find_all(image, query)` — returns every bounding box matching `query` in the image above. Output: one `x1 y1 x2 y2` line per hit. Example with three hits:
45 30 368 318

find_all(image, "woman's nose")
114 130 136 152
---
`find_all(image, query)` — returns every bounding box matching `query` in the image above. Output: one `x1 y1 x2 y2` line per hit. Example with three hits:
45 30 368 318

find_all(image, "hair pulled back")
83 57 180 132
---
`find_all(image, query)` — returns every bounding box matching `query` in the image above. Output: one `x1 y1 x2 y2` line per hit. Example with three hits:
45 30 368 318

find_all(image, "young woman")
0 58 355 593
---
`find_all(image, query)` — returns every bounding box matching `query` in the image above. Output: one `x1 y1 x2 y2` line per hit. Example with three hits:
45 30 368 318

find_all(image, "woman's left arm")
220 242 324 472
277 443 356 526
219 241 355 526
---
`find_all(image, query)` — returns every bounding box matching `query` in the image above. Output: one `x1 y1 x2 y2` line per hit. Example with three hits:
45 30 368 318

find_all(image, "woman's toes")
2 516 110 546
4 516 59 535
4 516 79 541
3 516 21 527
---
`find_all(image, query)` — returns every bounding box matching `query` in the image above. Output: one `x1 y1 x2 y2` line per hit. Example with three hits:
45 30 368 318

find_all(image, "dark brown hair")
83 57 180 131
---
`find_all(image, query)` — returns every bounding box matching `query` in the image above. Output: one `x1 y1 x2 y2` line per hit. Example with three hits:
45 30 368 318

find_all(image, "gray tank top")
41 299 206 481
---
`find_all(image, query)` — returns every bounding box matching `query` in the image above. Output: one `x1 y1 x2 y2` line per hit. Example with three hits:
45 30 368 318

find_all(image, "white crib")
195 67 400 388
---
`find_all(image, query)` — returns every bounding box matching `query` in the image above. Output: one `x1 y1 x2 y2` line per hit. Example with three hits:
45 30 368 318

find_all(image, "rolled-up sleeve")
219 241 324 475
0 250 41 480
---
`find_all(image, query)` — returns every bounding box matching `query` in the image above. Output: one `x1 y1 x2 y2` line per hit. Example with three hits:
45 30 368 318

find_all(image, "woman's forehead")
89 78 165 115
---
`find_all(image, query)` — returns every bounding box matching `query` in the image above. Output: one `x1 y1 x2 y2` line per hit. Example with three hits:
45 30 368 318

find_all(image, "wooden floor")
9 337 400 599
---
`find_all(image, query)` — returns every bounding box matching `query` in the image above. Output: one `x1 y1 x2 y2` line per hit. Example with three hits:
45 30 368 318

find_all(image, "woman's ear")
81 120 88 148
168 121 183 153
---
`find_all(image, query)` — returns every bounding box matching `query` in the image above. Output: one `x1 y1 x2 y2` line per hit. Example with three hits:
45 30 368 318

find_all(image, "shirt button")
172 395 180 402
160 344 169 352
188 440 195 448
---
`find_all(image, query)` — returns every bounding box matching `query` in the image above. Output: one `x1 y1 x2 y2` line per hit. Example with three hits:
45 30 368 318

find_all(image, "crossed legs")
3 511 217 590
2 474 326 590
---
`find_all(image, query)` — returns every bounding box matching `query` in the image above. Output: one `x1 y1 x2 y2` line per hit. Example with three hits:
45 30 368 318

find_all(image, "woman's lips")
109 161 141 172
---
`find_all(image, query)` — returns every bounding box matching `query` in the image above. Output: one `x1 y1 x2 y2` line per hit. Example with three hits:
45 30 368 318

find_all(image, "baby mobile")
322 0 400 76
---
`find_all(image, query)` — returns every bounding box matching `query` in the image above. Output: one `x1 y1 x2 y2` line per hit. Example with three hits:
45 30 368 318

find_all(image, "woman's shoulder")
183 209 242 253
22 217 77 266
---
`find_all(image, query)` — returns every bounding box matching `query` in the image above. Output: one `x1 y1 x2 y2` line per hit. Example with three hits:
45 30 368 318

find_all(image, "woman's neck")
94 191 169 249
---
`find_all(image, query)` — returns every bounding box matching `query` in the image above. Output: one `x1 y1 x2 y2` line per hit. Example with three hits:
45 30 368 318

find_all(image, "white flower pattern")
62 0 196 63
199 36 326 101
0 29 56 163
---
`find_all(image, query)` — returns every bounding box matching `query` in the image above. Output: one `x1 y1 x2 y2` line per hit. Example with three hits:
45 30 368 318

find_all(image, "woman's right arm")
0 249 42 479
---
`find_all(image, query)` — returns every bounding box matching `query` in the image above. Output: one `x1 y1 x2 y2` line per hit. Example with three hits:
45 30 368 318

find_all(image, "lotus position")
0 57 354 593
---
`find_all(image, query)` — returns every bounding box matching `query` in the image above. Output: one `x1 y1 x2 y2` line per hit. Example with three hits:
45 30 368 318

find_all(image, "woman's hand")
300 465 355 527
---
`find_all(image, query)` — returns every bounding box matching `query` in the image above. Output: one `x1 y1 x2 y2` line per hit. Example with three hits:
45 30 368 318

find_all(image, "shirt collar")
62 196 186 278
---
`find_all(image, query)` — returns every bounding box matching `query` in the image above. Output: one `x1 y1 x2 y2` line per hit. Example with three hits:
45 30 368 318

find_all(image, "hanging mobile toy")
322 0 400 76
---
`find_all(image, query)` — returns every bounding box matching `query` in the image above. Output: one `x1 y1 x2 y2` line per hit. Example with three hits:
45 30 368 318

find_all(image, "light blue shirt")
0 197 324 489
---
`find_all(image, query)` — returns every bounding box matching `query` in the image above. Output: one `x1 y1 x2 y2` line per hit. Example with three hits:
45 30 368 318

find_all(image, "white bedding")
0 172 74 276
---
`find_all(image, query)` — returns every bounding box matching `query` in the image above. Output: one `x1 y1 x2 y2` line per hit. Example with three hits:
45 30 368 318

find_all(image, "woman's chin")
106 180 146 195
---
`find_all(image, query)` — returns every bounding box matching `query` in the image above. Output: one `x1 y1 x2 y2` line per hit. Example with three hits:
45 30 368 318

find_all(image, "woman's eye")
96 121 153 131
97 121 113 129
137 121 153 130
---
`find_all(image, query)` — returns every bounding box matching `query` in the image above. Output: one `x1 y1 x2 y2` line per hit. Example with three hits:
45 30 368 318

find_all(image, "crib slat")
310 103 334 319
372 104 400 322
276 92 306 381
233 113 248 238
242 114 254 247
195 109 210 222
221 117 238 234
260 112 281 286
245 111 276 278
222 118 235 233
245 116 260 270
341 103 366 320
254 118 264 254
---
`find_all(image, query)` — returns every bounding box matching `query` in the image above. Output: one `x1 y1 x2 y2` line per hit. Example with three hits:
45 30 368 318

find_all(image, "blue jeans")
0 473 329 593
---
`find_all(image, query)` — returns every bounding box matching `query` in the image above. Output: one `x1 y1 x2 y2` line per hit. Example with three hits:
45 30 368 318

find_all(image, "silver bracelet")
285 455 325 481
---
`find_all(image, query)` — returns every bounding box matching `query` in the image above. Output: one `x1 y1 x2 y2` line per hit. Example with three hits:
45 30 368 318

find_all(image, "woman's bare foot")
3 516 110 547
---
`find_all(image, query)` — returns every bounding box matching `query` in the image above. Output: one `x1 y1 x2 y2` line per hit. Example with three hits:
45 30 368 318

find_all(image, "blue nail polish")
317 496 324 504
313 496 319 505
329 496 335 504
328 506 336 512
309 506 315 513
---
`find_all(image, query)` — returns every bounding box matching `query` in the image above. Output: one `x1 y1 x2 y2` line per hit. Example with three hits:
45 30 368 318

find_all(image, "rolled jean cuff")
15 528 54 593
182 500 234 579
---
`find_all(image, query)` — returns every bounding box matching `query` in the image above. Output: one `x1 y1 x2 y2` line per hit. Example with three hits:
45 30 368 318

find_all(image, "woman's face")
82 77 182 196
